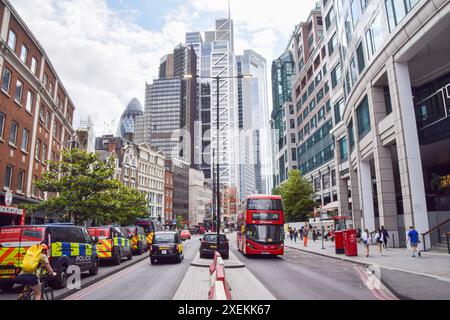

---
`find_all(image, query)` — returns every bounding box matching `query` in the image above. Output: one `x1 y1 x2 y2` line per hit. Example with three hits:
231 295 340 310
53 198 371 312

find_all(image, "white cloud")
10 0 192 135
9 0 319 135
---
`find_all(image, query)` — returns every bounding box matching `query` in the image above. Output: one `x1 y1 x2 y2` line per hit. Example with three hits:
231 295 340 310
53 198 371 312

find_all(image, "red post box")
343 229 358 256
334 231 344 254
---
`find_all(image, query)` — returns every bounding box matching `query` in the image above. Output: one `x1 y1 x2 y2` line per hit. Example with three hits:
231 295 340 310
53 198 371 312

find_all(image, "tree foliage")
273 170 315 222
23 148 148 225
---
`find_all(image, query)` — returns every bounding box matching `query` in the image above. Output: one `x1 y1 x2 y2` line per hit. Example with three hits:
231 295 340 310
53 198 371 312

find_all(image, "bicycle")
17 275 54 300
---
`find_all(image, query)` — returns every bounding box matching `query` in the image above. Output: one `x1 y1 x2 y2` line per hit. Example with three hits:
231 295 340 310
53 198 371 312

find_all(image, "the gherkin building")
117 98 144 138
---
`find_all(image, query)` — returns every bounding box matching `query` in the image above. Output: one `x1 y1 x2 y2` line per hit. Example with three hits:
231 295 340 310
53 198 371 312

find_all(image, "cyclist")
15 244 57 300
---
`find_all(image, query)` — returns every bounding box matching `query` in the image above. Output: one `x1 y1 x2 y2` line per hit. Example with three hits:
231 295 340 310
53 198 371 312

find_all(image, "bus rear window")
247 199 283 211
87 228 111 239
0 227 45 244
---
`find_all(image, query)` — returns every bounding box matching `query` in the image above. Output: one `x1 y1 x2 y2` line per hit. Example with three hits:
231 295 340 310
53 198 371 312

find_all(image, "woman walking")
303 228 309 247
293 228 298 243
375 228 384 255
361 229 370 257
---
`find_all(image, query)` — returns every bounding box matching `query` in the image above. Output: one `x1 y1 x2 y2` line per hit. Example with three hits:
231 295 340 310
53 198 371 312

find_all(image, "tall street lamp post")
184 73 252 249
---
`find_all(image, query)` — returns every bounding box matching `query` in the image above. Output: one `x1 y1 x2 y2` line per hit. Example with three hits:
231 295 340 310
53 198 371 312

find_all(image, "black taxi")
149 231 183 264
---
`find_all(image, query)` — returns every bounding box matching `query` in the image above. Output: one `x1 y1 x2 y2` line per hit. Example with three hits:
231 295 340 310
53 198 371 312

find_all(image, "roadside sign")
5 190 12 207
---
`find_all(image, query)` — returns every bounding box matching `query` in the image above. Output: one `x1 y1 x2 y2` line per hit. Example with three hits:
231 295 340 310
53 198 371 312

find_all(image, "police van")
123 226 148 255
0 224 99 291
87 226 132 265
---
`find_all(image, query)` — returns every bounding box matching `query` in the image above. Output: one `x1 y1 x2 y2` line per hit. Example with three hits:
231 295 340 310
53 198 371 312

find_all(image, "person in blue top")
407 226 421 257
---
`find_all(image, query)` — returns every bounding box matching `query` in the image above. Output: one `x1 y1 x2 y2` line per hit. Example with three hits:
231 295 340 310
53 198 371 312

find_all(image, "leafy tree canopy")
273 170 316 222
23 148 148 226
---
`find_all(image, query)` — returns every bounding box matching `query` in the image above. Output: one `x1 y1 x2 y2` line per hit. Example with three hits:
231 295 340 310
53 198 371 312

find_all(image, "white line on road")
65 258 149 300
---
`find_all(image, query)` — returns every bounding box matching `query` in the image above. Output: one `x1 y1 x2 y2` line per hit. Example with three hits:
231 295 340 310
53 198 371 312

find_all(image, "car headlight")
247 242 255 249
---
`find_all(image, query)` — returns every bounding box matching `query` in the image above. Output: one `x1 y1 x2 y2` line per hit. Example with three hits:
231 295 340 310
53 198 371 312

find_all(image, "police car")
0 224 99 291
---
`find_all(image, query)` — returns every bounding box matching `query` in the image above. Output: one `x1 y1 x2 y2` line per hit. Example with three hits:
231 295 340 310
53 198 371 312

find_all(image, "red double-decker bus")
237 195 285 256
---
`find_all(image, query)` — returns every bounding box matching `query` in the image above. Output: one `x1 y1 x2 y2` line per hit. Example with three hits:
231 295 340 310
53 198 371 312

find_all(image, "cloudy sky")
10 0 318 135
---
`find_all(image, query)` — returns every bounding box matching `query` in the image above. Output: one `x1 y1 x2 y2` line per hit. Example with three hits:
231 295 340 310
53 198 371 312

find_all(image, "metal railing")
421 218 450 252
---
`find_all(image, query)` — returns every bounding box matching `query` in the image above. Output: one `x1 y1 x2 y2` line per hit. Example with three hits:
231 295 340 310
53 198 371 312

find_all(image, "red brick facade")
0 1 75 226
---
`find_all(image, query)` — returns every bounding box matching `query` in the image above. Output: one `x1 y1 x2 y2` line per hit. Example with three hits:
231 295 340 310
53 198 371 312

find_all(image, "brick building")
0 0 75 226
164 169 174 227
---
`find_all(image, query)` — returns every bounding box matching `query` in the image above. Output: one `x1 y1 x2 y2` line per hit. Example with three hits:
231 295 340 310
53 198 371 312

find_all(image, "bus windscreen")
246 225 283 243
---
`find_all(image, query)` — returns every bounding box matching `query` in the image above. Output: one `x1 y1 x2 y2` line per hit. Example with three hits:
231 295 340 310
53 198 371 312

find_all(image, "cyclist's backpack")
22 244 43 273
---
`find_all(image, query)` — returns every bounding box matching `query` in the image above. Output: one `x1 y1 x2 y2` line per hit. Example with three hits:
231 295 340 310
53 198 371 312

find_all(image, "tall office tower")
291 4 337 212
236 54 256 200
135 45 197 165
116 98 144 140
186 18 239 196
270 48 296 189
243 50 271 194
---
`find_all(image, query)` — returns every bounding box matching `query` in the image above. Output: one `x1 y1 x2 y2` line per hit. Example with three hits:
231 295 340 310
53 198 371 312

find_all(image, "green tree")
176 216 184 230
23 148 148 225
273 170 315 222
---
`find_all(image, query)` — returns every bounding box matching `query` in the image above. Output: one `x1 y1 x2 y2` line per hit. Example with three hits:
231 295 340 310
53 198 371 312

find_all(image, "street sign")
5 190 12 207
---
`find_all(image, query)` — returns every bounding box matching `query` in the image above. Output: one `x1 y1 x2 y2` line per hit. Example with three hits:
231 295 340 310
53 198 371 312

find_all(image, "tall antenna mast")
228 0 231 20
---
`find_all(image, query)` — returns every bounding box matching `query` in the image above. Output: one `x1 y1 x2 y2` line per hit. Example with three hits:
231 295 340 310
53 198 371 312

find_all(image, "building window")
42 144 47 163
331 64 341 88
43 73 48 88
31 57 38 75
1 68 12 93
26 90 33 113
292 148 297 161
351 0 362 27
9 121 18 146
348 120 355 151
20 45 28 64
314 177 321 191
345 14 353 44
4 165 13 190
318 107 325 120
328 33 337 55
325 7 335 31
17 170 25 193
309 99 316 111
32 176 37 197
385 0 419 31
331 170 336 186
356 43 366 74
384 87 392 115
21 128 29 152
334 99 344 124
7 30 17 51
356 96 371 140
0 113 4 139
340 137 348 161
323 172 331 190
14 80 23 104
365 12 384 59
35 139 41 160
39 105 45 123
45 111 51 128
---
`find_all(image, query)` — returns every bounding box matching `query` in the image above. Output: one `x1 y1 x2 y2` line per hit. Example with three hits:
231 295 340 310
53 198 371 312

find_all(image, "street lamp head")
183 74 193 80
240 74 252 80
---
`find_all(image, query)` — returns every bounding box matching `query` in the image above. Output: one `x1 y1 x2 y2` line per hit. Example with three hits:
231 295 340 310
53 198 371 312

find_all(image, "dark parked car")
150 231 184 264
199 233 229 259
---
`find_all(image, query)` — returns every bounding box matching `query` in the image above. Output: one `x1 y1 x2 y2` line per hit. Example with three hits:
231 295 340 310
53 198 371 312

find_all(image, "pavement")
284 237 450 282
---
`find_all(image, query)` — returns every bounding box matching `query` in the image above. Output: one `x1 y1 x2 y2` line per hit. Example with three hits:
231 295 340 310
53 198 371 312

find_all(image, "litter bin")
334 230 344 254
343 229 358 256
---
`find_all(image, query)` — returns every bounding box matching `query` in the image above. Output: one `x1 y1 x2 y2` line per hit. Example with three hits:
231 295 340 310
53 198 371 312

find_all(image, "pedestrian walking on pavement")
375 228 384 255
407 226 421 257
293 228 298 243
289 228 293 241
303 228 309 247
381 226 389 249
312 229 317 242
362 229 370 257
300 226 304 240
